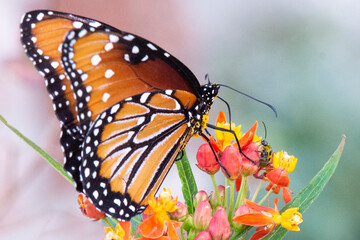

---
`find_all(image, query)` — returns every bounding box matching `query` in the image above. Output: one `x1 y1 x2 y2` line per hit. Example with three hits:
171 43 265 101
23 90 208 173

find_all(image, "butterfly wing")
20 11 86 190
81 89 198 219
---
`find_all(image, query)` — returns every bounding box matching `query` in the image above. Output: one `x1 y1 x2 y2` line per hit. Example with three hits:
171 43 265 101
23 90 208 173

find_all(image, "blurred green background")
0 1 358 239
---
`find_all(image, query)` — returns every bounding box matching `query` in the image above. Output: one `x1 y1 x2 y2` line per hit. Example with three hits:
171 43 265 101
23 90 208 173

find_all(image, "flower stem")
211 174 221 206
180 225 185 240
235 174 246 209
224 178 229 211
258 188 273 206
251 180 263 202
228 180 235 220
103 218 116 232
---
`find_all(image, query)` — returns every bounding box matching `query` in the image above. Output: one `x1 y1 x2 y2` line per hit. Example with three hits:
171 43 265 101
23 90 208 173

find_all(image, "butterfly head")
190 84 219 135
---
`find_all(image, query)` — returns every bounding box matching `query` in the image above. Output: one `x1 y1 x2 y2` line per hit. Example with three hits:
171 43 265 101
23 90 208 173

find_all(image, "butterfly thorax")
189 83 219 136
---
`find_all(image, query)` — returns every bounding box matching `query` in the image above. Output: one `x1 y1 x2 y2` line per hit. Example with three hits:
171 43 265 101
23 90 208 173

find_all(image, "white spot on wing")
147 43 157 51
109 34 119 42
123 34 135 41
140 92 151 103
102 93 111 102
91 54 101 66
36 13 44 21
132 46 139 54
104 42 113 51
73 21 83 28
51 61 59 69
93 190 99 199
110 104 120 114
89 21 102 28
105 69 114 78
78 29 87 38
84 168 90 177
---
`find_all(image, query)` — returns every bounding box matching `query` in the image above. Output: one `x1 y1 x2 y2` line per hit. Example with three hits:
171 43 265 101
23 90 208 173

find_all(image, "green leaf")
176 151 198 214
0 114 73 184
263 135 346 240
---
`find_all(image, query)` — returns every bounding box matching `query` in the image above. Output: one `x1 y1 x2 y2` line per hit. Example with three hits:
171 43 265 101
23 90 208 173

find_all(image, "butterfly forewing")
61 26 200 132
80 90 197 219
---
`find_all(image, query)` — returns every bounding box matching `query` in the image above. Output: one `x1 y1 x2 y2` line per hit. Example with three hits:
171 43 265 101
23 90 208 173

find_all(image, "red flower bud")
209 185 225 207
220 145 242 180
240 142 260 176
194 201 212 231
195 231 212 240
234 204 250 216
208 208 232 240
194 190 209 208
196 144 220 174
77 194 105 220
169 201 188 221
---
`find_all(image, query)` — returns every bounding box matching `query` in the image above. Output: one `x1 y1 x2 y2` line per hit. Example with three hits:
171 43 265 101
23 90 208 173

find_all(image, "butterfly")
20 10 220 220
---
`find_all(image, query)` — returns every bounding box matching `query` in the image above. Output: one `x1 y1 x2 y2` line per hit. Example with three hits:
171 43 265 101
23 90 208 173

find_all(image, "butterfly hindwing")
80 89 197 219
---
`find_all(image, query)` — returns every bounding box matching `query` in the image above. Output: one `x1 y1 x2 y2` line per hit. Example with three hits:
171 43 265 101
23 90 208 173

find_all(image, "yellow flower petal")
280 208 303 231
104 223 125 240
272 151 298 172
215 121 242 150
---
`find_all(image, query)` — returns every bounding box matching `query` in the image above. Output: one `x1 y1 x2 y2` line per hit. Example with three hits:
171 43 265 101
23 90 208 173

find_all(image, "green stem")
258 188 273 206
234 174 246 209
180 225 185 240
224 178 229 211
211 174 221 206
103 218 115 232
251 180 263 202
228 180 235 220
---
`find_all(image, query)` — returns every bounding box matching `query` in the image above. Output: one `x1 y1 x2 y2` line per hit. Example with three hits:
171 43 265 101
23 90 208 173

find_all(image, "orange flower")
77 194 105 220
266 168 292 204
233 198 302 240
137 189 182 240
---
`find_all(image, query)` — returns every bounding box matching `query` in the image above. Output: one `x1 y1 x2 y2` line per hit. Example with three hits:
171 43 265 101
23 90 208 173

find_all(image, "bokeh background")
0 0 358 239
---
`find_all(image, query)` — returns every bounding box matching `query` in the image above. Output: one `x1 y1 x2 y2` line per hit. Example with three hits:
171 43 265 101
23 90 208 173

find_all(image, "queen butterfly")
20 10 221 220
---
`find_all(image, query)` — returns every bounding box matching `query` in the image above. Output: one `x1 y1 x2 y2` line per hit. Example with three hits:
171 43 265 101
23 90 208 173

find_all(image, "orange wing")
62 26 200 132
20 11 86 190
80 89 197 220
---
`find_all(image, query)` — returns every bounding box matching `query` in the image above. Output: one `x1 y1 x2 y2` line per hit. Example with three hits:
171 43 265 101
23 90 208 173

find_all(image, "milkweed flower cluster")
191 111 302 239
76 111 302 240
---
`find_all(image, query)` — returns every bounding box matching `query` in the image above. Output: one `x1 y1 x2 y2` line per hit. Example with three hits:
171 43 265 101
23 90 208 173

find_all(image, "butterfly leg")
200 132 231 177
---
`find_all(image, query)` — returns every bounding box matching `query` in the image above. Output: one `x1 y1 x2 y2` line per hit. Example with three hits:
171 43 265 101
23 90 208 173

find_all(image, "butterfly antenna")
262 121 268 139
217 96 232 130
205 73 211 84
217 84 278 117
